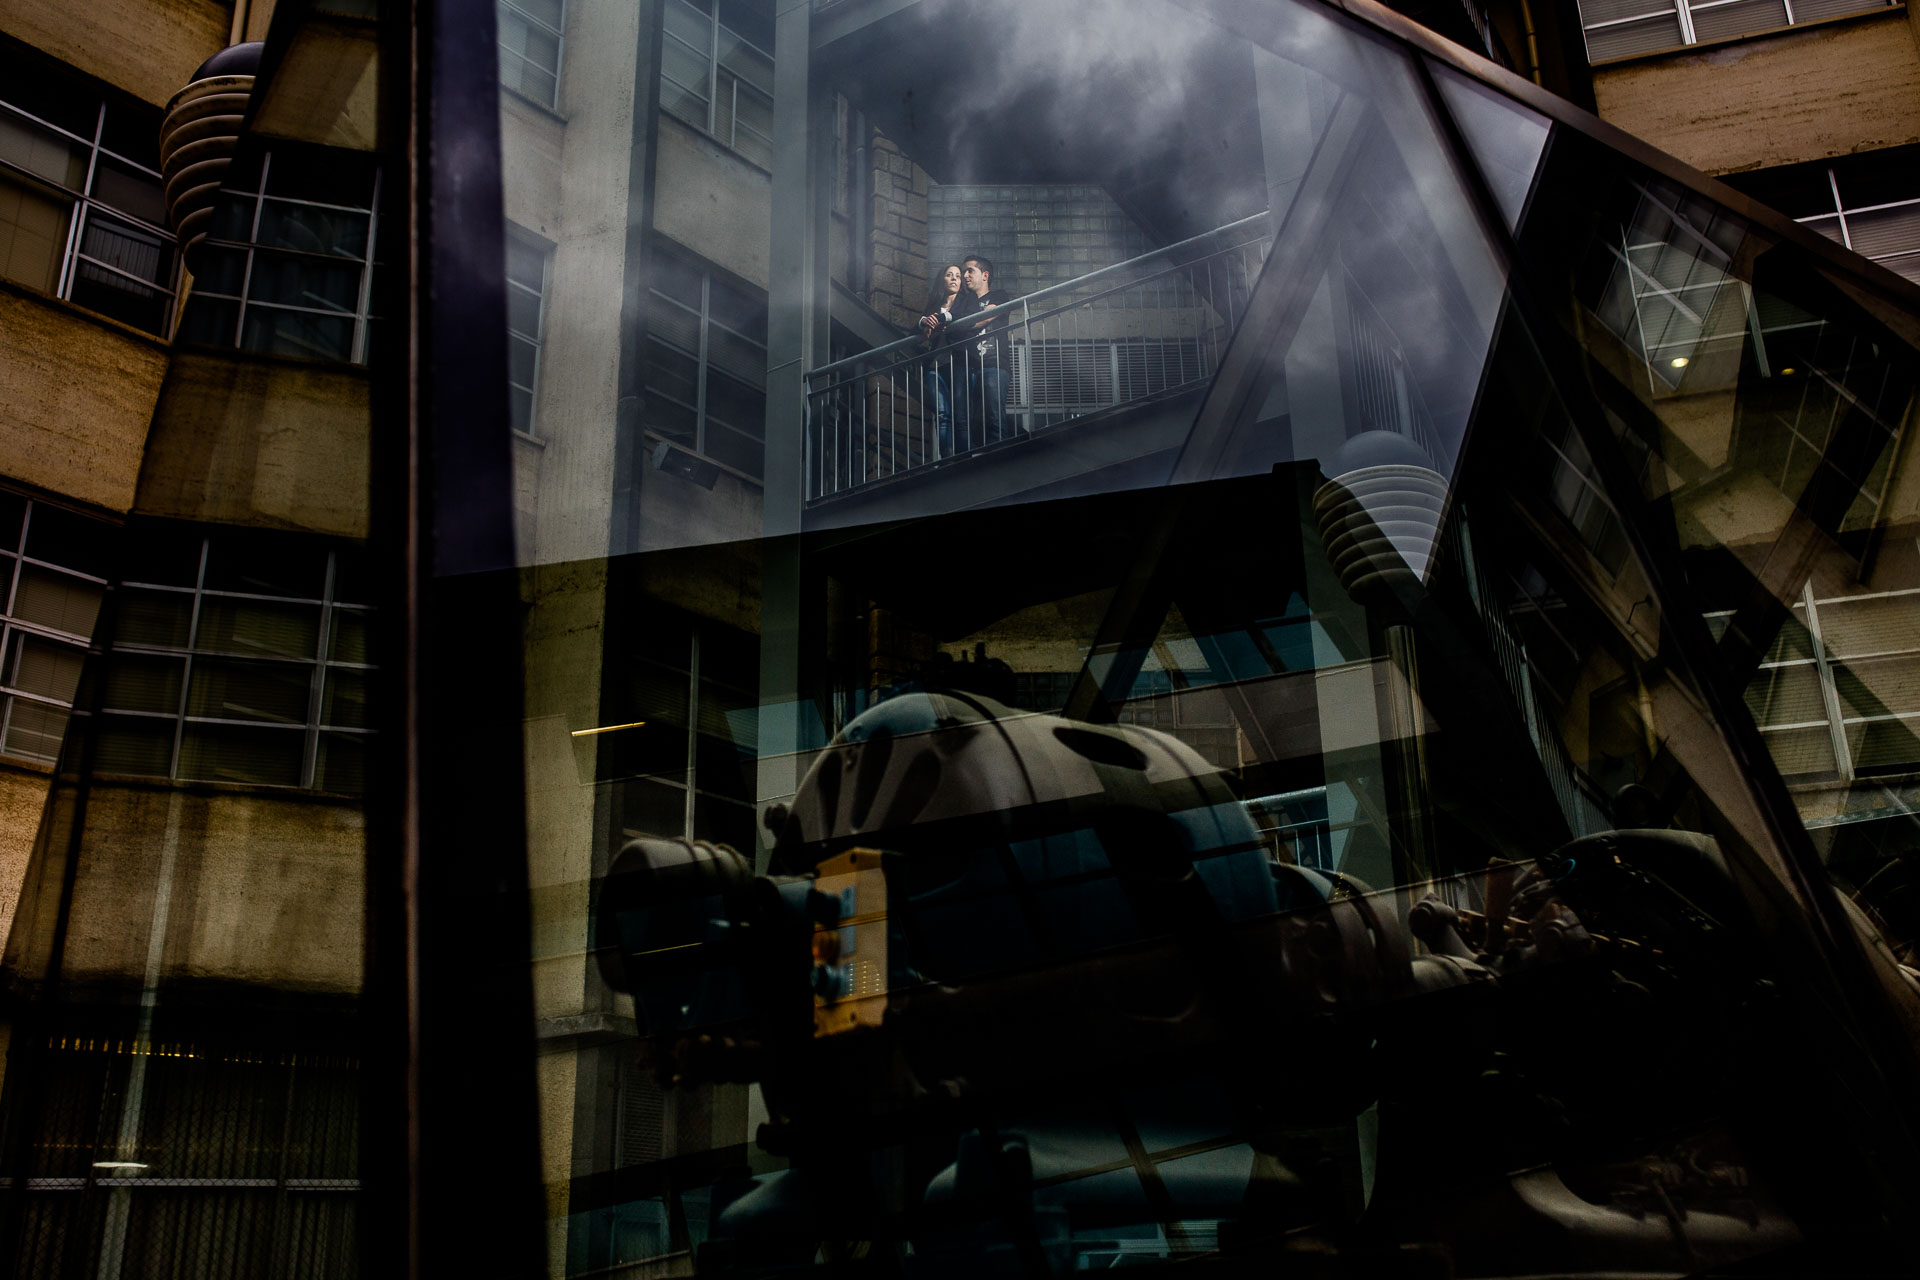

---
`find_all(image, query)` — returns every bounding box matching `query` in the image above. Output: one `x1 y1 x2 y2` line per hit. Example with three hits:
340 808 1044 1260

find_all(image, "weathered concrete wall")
1593 14 1920 175
654 119 773 291
249 14 378 153
35 781 364 992
503 3 640 572
0 0 228 105
868 130 932 332
135 349 369 537
0 286 169 513
0 764 51 948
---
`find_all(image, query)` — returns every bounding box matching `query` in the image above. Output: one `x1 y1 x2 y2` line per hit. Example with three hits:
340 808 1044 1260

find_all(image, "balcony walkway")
803 214 1272 510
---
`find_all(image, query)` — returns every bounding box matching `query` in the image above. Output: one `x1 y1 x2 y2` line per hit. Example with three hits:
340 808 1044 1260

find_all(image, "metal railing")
804 213 1272 501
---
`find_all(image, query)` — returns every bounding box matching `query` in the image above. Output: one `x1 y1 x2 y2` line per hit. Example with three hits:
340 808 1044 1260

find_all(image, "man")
948 255 1013 448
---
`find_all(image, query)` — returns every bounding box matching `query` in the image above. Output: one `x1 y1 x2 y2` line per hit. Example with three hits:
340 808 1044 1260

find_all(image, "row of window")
1726 583 1920 781
0 500 374 794
1577 0 1898 63
0 46 179 335
497 0 775 173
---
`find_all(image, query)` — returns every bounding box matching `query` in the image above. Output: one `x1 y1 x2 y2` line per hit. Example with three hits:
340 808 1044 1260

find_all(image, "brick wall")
867 131 932 331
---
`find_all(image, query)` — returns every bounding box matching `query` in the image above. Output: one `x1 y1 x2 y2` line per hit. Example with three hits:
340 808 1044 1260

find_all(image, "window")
643 245 768 482
93 532 372 791
177 146 381 364
1724 583 1920 780
0 494 115 763
1792 167 1920 286
659 0 774 169
1577 0 1899 63
0 49 179 334
507 226 550 436
498 0 565 109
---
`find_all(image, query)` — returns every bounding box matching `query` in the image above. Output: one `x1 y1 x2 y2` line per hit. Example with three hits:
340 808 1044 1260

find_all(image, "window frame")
181 149 383 365
0 499 112 764
643 246 769 484
658 0 774 169
506 224 551 439
0 89 181 336
1795 166 1920 286
97 539 374 792
497 0 566 111
1577 0 1903 65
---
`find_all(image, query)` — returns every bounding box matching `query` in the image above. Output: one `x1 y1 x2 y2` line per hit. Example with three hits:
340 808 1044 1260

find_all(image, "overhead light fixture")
649 441 720 489
1669 356 1689 369
571 720 647 738
1779 366 1796 375
92 1162 148 1174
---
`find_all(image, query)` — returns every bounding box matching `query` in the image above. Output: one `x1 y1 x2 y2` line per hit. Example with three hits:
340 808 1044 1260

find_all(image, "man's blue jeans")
966 367 1007 446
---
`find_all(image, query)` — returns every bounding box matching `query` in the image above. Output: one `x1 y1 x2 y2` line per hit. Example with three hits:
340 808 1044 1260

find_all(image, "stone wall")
867 131 932 331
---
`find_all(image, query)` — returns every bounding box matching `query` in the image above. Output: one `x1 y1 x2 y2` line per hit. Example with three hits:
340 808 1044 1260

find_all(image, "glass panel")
256 201 372 259
1690 0 1790 40
179 722 306 785
241 308 356 361
101 652 186 714
1429 61 1550 232
195 598 322 659
0 112 87 189
245 251 363 311
4 696 69 759
187 657 315 723
11 565 103 636
1583 13 1686 59
0 168 72 294
8 632 85 702
469 0 1920 1272
89 159 166 226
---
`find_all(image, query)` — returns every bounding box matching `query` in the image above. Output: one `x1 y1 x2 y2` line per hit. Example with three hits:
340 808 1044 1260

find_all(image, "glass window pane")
241 308 356 361
246 251 363 311
195 598 322 659
329 609 370 664
102 653 186 714
93 714 174 775
187 657 315 723
323 669 368 728
0 113 86 189
256 201 371 259
24 502 117 579
4 696 69 760
204 541 329 599
114 590 194 648
10 565 103 636
90 160 167 226
0 169 72 294
1583 13 1685 59
315 730 365 792
1689 0 1789 41
8 633 85 702
179 723 305 785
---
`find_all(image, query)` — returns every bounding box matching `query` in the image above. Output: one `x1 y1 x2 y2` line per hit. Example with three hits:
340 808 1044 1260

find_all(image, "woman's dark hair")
924 264 962 313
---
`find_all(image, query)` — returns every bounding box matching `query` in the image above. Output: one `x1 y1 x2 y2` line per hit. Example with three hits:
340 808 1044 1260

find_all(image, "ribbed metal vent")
1313 463 1448 597
159 45 262 270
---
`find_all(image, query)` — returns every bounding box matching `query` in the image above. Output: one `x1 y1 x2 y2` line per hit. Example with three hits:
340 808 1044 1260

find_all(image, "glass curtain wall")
471 0 1920 1276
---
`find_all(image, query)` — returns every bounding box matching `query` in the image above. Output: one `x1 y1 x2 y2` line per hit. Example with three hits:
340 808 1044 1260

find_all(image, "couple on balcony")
919 254 1012 458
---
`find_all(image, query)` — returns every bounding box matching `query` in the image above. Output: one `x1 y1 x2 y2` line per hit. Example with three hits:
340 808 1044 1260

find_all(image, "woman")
918 264 964 457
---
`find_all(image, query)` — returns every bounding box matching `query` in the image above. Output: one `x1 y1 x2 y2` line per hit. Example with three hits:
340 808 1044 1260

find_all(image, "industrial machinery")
595 690 1853 1276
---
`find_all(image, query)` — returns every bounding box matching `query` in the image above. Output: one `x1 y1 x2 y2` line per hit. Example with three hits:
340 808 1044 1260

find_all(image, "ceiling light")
1669 356 1689 369
571 720 647 738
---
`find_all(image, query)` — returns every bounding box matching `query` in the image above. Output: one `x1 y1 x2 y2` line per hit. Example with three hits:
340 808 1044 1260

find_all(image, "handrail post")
1021 299 1034 436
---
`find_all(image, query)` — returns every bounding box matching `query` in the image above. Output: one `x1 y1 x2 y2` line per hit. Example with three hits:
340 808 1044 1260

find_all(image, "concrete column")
757 0 834 864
